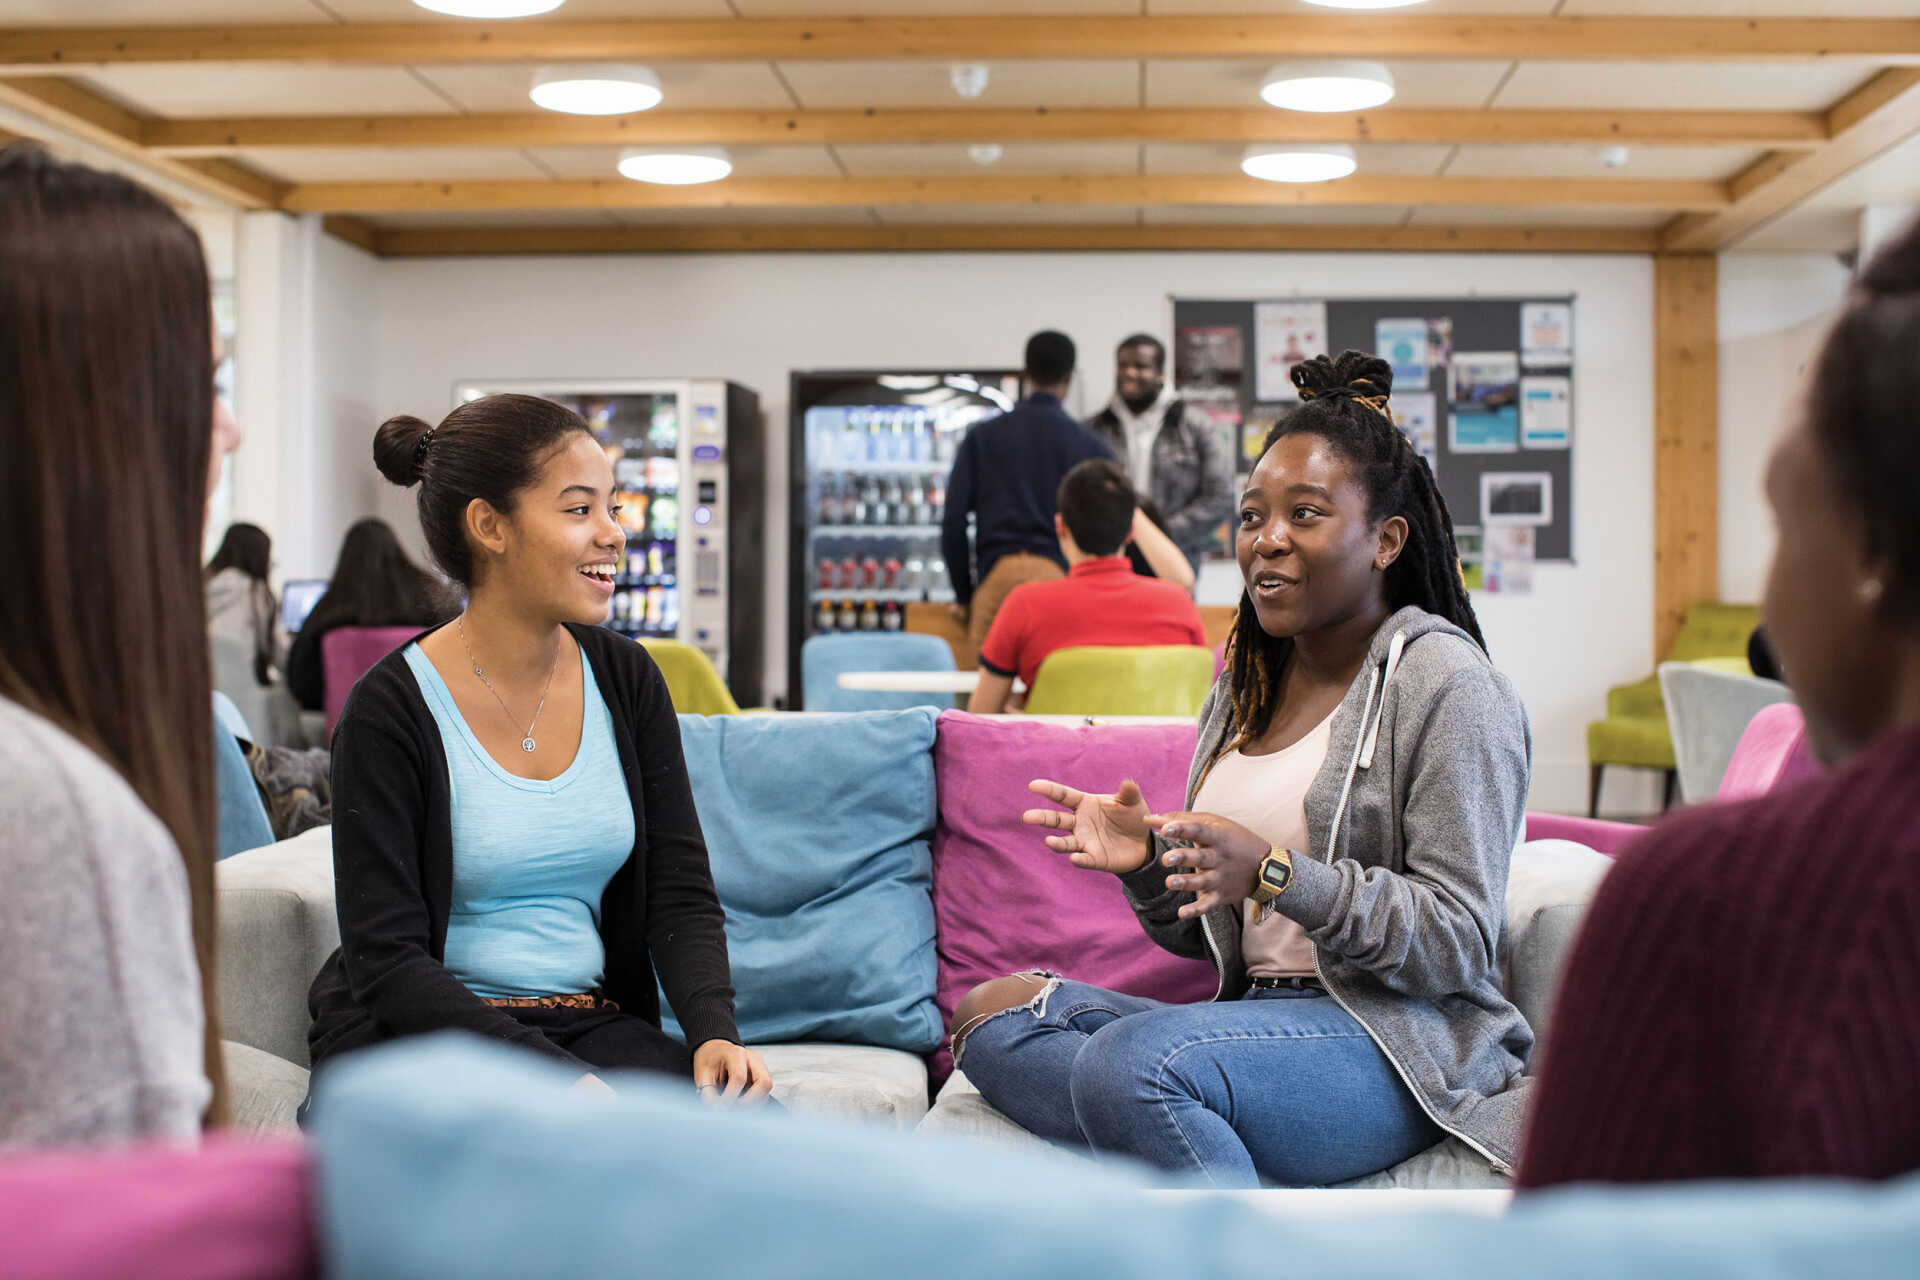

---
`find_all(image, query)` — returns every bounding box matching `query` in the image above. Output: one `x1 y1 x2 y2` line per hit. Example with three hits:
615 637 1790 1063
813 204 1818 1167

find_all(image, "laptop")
281 579 329 633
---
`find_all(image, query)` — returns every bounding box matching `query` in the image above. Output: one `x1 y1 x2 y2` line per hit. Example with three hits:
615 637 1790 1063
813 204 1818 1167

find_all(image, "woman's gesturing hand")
1144 812 1270 919
693 1040 774 1105
1023 778 1152 874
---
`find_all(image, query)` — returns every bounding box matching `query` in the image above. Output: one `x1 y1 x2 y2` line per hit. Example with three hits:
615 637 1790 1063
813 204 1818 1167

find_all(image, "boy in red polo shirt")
973 458 1208 713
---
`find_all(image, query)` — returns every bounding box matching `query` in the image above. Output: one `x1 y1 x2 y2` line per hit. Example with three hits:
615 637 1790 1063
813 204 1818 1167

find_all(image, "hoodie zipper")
1206 631 1514 1176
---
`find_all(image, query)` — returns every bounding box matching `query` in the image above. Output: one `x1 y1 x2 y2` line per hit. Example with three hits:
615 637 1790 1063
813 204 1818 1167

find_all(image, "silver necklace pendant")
521 737 536 753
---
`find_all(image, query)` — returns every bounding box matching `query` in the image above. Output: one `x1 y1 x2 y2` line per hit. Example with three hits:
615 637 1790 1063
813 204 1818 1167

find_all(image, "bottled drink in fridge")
858 599 880 631
847 477 868 525
838 598 858 631
881 600 903 631
815 598 835 634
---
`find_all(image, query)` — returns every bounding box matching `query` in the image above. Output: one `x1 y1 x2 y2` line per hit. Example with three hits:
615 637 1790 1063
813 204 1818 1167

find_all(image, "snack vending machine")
786 368 1021 706
452 378 765 707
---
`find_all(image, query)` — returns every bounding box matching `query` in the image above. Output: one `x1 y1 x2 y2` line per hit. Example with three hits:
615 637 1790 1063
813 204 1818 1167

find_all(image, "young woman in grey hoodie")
951 351 1533 1187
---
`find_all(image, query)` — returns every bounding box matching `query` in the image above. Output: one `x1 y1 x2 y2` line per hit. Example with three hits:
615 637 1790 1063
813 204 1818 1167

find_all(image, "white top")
1105 387 1175 495
1190 710 1336 980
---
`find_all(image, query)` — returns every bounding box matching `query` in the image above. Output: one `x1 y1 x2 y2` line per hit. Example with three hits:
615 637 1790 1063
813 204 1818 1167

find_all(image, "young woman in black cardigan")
306 394 771 1103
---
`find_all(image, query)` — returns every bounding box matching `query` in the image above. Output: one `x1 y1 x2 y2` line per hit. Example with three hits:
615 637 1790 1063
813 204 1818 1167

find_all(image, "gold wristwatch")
1249 847 1295 905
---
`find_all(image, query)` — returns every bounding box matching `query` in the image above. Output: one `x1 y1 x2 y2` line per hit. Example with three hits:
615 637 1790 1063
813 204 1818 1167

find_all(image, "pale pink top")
1189 710 1336 981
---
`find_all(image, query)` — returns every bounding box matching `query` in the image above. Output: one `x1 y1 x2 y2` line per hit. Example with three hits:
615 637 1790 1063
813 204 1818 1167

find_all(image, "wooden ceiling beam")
143 107 1829 155
281 174 1727 215
2 17 1917 68
0 75 283 209
1661 68 1920 251
367 222 1660 257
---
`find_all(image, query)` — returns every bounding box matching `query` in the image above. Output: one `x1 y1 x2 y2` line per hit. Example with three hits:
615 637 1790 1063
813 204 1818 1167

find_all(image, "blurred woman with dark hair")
1519 214 1920 1188
0 141 237 1143
206 520 288 686
285 518 460 712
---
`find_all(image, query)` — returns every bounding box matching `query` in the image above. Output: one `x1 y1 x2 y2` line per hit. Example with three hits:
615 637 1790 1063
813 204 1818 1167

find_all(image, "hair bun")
373 413 435 487
1860 215 1920 297
1290 349 1394 409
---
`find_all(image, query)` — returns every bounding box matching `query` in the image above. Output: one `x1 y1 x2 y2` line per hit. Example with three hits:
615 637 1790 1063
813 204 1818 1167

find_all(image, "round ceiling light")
412 0 566 16
618 147 733 185
530 65 663 116
1260 62 1396 114
1241 144 1358 184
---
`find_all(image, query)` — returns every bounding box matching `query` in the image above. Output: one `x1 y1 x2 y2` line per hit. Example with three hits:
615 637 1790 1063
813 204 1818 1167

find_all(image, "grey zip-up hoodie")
1119 605 1534 1173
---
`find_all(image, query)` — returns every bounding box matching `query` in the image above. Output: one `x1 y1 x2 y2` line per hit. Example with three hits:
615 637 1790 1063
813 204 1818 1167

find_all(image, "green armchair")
1586 602 1761 816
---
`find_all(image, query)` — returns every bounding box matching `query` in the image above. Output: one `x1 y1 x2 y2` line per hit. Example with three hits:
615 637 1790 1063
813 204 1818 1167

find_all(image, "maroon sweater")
1518 724 1920 1189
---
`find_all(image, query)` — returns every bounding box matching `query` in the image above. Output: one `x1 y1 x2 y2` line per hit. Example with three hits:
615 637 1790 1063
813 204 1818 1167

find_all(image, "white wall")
311 229 382 574
362 248 1655 814
1716 254 1852 605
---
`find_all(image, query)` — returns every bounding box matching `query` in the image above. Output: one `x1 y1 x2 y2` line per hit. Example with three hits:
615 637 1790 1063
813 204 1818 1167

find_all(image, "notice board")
1171 295 1575 568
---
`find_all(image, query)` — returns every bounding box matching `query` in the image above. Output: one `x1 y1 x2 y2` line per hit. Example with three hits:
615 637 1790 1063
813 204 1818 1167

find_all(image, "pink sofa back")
322 626 419 739
1716 702 1817 801
0 1137 314 1279
930 712 1219 1079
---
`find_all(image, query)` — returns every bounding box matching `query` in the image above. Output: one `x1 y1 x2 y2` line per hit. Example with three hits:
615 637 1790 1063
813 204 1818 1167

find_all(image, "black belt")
1249 975 1322 991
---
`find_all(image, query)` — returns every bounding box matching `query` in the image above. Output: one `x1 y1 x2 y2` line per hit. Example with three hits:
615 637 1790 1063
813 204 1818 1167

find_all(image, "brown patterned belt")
480 992 619 1012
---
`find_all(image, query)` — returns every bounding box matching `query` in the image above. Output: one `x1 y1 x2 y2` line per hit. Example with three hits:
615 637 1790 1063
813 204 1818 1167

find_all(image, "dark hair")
374 393 593 588
1806 215 1920 623
205 522 271 582
0 141 227 1124
319 518 460 626
1024 330 1076 385
1116 333 1166 372
1057 458 1137 557
1220 349 1484 755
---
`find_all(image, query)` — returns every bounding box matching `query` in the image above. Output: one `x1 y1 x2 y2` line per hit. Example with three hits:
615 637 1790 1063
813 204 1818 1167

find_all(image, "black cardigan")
306 622 739 1071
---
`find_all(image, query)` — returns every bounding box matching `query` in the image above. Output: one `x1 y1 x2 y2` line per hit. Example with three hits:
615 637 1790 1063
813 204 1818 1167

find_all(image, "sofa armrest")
1522 813 1646 857
216 826 339 1068
1503 840 1614 1064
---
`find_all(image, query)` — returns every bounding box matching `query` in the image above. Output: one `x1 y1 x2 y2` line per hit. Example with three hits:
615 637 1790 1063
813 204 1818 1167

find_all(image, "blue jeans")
955 975 1441 1188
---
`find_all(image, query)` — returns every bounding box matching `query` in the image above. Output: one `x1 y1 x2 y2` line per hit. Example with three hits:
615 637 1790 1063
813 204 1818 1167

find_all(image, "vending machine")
451 378 765 707
786 368 1021 706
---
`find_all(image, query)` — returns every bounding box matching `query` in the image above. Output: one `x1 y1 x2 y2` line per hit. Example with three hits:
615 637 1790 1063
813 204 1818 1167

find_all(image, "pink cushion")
930 711 1219 1080
1522 813 1649 857
0 1137 315 1279
321 626 420 739
1717 702 1818 801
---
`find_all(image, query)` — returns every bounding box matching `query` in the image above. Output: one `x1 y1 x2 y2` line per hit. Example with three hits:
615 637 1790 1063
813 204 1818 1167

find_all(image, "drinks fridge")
786 369 1021 706
451 378 765 707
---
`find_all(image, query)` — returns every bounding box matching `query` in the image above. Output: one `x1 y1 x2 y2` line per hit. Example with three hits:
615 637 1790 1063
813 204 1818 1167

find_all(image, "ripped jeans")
953 975 1440 1188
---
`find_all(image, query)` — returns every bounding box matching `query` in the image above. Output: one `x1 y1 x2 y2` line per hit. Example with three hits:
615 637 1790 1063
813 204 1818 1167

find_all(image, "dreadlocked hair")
1216 349 1485 764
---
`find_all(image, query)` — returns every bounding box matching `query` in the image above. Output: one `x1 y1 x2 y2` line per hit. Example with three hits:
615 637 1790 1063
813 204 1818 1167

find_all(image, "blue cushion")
670 708 941 1051
213 713 274 860
801 632 956 712
310 1035 1920 1280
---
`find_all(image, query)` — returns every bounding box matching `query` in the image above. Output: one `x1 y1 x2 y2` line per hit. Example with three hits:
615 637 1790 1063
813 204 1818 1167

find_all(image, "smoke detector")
1600 145 1631 169
950 63 991 100
968 143 1004 166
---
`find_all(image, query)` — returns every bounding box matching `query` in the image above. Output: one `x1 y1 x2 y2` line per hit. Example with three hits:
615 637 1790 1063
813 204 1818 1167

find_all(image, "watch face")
1261 859 1290 892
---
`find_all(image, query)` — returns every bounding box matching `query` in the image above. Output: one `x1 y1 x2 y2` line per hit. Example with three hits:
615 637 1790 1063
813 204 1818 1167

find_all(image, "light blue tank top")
405 642 635 999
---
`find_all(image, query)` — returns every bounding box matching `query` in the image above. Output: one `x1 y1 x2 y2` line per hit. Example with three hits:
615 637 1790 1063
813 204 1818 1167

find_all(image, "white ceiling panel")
833 142 1143 175
322 0 732 17
0 1 321 22
1147 59 1516 110
607 207 877 225
874 204 1142 225
1403 205 1671 227
1145 141 1453 177
526 144 844 179
1563 0 1920 14
1444 144 1764 181
1139 203 1413 225
411 63 797 115
236 146 550 182
78 65 457 118
1726 206 1861 254
775 61 1139 110
365 210 625 230
735 0 1135 11
1146 0 1556 11
1804 133 1920 210
1494 62 1877 112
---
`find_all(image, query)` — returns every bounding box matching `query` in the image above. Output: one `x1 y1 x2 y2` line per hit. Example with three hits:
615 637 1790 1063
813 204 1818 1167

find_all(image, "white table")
837 670 1023 694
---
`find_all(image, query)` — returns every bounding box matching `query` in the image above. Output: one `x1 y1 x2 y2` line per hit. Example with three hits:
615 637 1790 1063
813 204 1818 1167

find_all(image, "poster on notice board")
1449 352 1521 452
1254 301 1327 401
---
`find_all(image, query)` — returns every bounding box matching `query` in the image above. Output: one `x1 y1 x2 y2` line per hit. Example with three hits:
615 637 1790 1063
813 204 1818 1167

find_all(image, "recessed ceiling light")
968 143 1004 166
618 148 733 186
412 0 565 16
1260 62 1396 114
1300 0 1430 9
1241 144 1358 184
530 65 663 116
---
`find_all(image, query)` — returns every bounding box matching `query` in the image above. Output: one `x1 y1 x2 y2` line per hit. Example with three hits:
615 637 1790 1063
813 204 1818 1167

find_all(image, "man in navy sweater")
940 330 1115 657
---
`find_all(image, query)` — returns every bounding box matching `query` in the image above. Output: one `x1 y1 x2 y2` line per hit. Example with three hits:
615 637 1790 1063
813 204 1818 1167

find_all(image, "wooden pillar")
1653 252 1720 658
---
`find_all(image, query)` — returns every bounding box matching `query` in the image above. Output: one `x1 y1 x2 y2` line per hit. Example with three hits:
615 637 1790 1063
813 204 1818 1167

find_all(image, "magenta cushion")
929 711 1219 1079
321 625 420 739
0 1137 315 1280
1717 702 1818 801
